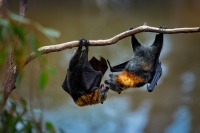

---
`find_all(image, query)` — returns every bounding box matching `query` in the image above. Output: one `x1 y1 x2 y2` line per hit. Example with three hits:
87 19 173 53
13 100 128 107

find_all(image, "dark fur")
105 31 163 92
62 39 108 105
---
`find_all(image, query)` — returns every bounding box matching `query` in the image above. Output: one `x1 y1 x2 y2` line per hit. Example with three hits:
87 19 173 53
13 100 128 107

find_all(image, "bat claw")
147 88 153 92
147 62 162 92
104 80 109 85
79 39 89 47
159 26 168 30
129 27 134 30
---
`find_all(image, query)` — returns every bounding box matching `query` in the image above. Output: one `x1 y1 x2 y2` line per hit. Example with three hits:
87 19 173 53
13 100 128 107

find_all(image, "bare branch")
24 25 200 67
20 0 27 17
3 43 18 103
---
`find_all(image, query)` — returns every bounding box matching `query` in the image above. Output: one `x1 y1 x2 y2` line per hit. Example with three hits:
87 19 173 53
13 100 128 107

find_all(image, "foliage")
1 97 57 133
0 11 60 70
0 8 61 133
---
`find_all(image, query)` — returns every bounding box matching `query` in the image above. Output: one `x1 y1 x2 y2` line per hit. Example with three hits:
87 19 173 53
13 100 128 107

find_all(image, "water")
8 1 200 132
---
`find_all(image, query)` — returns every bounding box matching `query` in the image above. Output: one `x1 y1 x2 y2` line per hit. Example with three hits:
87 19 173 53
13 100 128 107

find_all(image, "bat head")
97 84 109 104
74 84 109 106
104 74 125 94
105 71 146 93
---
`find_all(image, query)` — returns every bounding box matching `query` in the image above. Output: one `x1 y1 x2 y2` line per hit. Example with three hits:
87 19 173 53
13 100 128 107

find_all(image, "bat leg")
147 62 162 92
67 40 84 71
78 39 89 68
129 27 133 30
131 33 142 52
159 26 168 29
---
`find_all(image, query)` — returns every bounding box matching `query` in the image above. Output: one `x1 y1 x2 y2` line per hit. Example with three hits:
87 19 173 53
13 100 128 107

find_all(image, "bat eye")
104 80 109 84
109 74 113 78
119 84 124 89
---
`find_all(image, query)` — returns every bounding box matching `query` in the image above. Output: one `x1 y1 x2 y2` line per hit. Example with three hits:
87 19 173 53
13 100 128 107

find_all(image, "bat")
105 28 163 93
62 39 109 106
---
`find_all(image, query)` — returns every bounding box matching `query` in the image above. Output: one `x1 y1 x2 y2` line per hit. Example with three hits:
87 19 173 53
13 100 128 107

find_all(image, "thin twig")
20 0 27 17
24 25 200 67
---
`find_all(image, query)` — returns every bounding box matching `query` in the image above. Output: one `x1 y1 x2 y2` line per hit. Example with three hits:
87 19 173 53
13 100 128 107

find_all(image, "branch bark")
20 0 27 17
2 45 18 103
24 25 200 68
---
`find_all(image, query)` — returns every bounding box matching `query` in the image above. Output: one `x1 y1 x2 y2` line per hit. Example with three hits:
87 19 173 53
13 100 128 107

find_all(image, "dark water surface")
8 1 200 133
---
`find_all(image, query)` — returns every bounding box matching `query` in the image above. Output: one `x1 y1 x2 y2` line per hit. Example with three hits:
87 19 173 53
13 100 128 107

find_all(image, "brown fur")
75 89 100 106
117 71 145 89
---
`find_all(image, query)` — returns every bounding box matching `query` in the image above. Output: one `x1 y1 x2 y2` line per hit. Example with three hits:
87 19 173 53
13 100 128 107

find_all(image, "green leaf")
28 32 40 54
34 22 60 38
39 71 49 90
42 27 60 38
0 49 8 64
10 22 26 44
46 121 56 133
11 101 17 111
0 18 9 27
48 66 57 75
9 12 30 24
16 72 23 86
22 121 33 132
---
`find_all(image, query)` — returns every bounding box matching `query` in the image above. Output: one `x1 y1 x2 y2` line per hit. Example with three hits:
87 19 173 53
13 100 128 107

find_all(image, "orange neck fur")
75 89 99 106
117 71 145 88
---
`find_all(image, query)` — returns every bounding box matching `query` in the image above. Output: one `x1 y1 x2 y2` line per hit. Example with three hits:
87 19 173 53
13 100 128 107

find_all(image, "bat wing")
107 60 129 72
147 61 162 92
62 74 70 94
83 60 102 91
147 33 163 92
89 57 108 75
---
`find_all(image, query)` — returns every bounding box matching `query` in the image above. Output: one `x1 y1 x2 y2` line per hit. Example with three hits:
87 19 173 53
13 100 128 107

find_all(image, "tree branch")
24 25 200 67
3 41 18 103
20 0 27 17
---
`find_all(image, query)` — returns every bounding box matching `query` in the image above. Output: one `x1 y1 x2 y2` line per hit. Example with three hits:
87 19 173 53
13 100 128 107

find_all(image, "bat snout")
99 84 109 93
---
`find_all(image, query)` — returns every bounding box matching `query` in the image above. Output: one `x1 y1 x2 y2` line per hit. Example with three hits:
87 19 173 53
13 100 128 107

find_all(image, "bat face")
75 85 109 106
105 65 150 94
105 70 147 94
62 39 109 106
105 32 163 93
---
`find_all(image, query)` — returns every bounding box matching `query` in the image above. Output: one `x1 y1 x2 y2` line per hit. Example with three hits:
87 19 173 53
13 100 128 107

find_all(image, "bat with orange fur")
62 39 109 106
105 29 163 93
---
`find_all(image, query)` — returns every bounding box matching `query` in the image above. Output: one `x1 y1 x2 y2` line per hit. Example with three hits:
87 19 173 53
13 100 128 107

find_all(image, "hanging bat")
62 39 109 106
105 29 163 93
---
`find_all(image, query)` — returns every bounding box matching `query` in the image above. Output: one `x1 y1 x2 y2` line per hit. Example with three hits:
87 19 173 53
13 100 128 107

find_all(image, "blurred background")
7 0 200 133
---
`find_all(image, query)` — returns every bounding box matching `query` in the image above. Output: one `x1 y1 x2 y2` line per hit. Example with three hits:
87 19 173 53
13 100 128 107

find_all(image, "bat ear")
131 35 141 51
